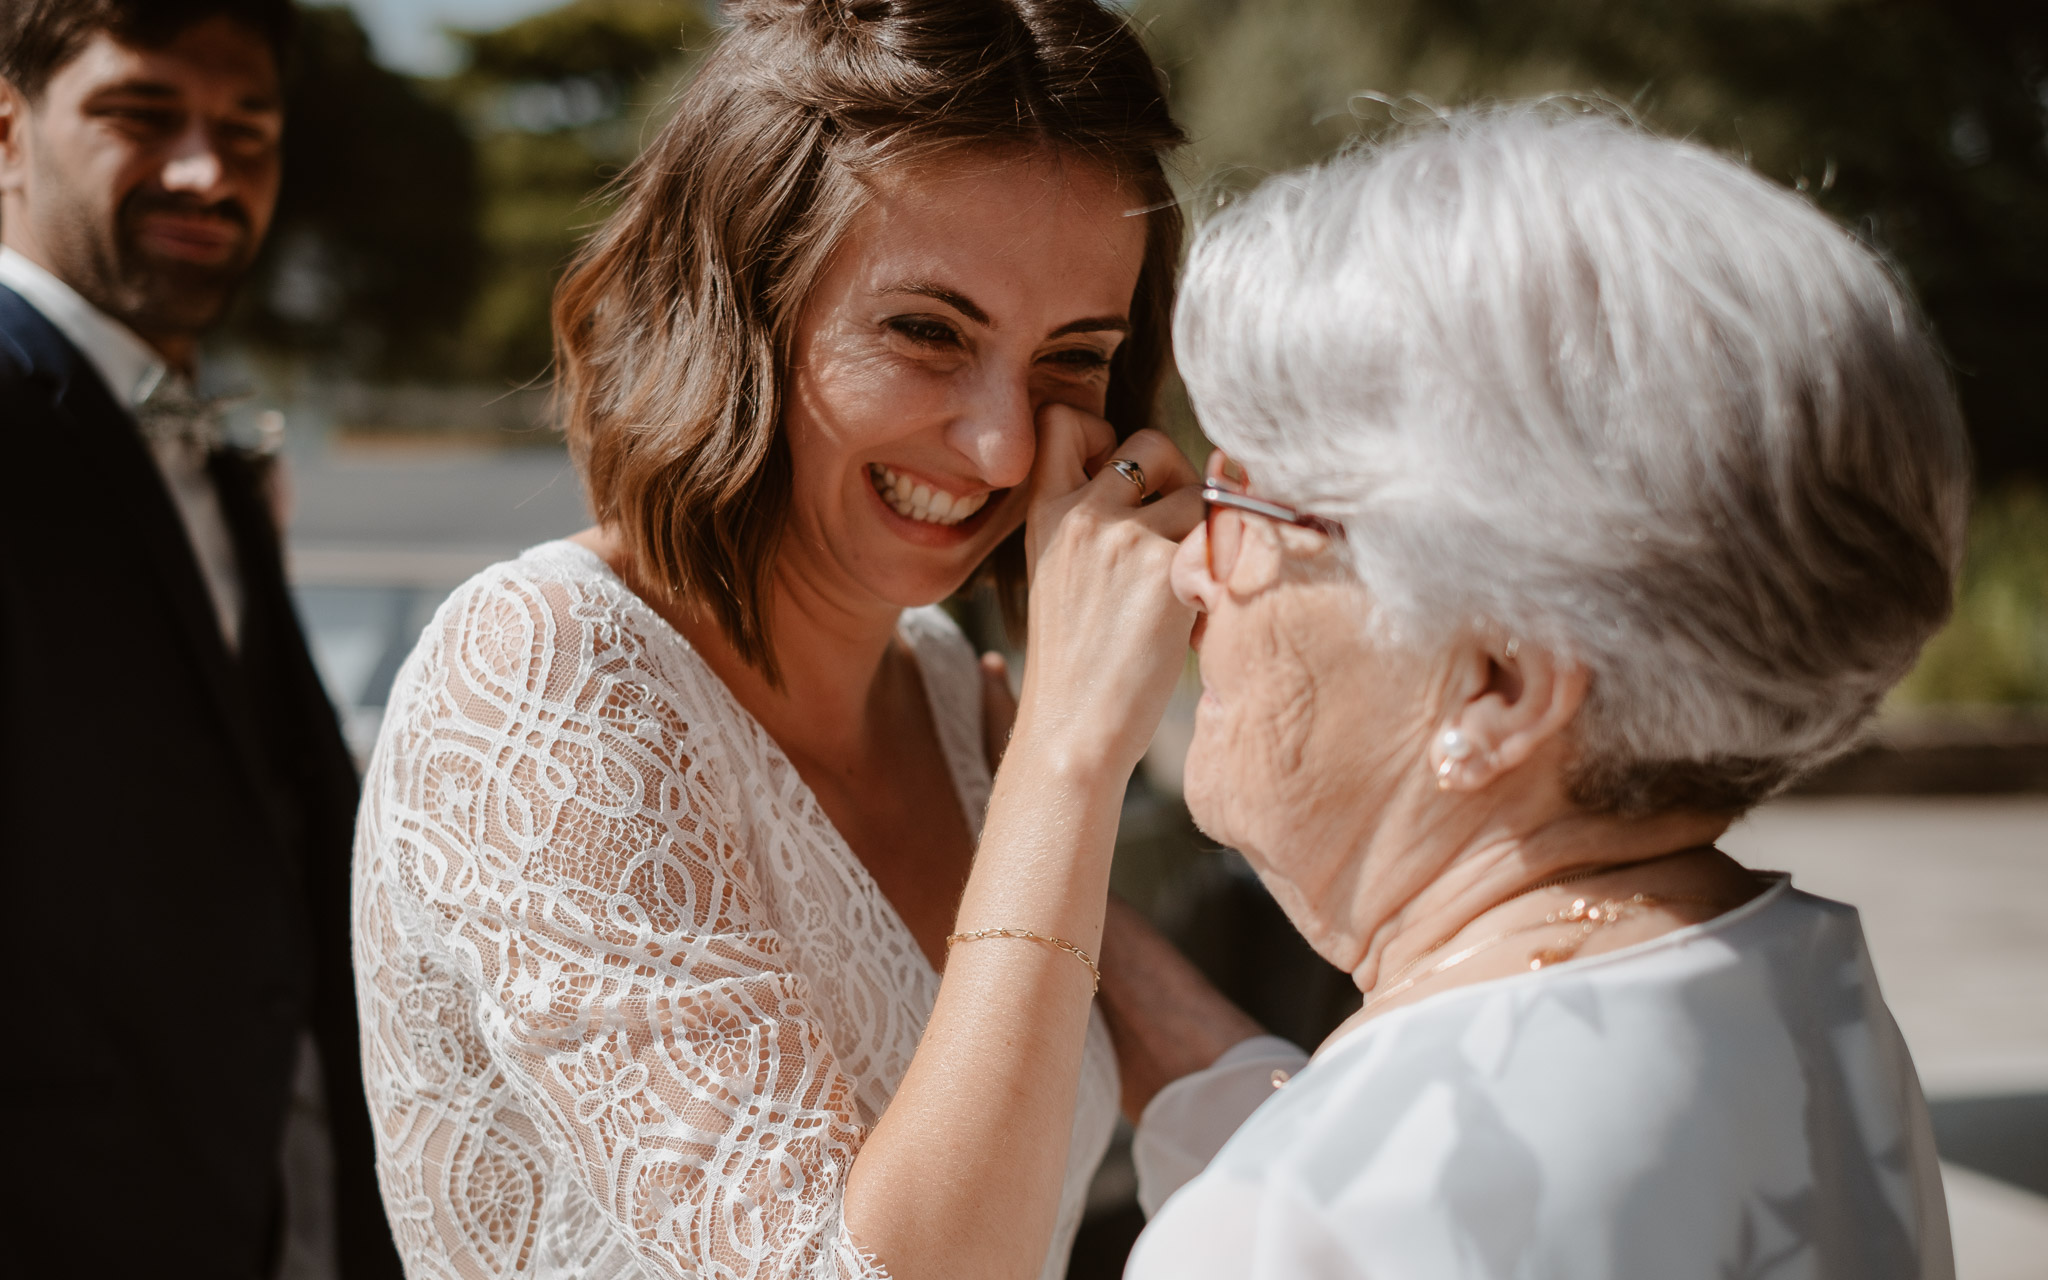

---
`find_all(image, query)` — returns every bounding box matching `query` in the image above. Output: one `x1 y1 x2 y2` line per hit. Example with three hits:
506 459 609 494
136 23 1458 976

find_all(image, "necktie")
133 370 229 454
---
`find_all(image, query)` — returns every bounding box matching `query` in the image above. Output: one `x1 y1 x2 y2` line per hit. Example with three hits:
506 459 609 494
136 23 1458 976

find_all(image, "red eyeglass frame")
1199 452 1345 581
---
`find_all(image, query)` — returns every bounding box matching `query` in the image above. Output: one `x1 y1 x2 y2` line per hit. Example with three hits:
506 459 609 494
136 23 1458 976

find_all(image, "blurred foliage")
1894 486 2048 707
228 1 706 382
229 6 479 376
441 0 712 381
459 0 705 79
1138 0 2048 485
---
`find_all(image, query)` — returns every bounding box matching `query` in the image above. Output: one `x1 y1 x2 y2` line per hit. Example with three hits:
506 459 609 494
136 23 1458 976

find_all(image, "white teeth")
869 464 989 527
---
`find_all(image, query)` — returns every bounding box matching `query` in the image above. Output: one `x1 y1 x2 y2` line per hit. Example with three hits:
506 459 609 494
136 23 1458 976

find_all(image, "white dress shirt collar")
0 244 243 650
0 245 171 408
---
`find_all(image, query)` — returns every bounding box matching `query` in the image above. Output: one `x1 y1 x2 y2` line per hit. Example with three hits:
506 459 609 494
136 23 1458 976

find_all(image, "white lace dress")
352 540 1120 1280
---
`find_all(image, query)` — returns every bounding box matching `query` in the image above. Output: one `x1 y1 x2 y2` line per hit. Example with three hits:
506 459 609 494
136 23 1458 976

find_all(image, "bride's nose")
948 371 1037 490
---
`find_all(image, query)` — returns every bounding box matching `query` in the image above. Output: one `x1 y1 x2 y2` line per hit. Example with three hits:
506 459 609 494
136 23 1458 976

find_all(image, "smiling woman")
774 154 1145 603
552 7 1182 675
348 3 1233 1280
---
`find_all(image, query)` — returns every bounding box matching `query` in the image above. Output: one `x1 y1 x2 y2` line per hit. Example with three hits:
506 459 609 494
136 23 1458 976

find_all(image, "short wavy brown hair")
553 0 1185 679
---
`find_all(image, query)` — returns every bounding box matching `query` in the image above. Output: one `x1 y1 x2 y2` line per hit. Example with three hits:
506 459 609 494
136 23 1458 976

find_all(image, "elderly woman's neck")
1338 801 1736 999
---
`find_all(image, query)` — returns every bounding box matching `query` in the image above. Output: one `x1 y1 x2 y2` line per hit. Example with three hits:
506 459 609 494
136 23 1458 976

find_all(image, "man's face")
0 17 283 344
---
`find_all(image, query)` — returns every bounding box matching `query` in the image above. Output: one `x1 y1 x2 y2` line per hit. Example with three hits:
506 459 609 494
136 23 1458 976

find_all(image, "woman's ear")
1429 638 1587 792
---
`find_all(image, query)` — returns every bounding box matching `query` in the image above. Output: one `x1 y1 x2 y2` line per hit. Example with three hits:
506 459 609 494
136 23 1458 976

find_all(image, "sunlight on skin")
777 151 1145 625
1168 508 1753 1045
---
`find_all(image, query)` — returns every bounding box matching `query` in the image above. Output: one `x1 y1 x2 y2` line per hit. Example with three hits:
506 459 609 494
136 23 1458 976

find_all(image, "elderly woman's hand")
1012 403 1202 777
1097 894 1268 1121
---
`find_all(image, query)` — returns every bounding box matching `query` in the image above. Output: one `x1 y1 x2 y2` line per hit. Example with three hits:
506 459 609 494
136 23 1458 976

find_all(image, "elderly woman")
1120 108 1968 1278
350 2 1213 1278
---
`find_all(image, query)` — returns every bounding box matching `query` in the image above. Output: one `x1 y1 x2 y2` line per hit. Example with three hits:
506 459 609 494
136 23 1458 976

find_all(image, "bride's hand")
1012 403 1202 775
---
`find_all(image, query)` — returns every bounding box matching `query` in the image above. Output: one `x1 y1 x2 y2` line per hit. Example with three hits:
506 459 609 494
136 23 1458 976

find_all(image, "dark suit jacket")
0 285 401 1279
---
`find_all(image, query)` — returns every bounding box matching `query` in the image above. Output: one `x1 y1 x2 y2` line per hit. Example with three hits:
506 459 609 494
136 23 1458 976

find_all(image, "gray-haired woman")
1116 107 1967 1278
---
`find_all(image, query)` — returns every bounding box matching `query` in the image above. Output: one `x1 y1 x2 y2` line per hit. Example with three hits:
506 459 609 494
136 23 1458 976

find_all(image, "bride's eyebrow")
877 282 1129 338
881 282 990 326
1049 316 1130 338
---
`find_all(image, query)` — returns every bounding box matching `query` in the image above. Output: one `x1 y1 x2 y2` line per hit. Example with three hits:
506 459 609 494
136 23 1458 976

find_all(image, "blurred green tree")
1140 0 2048 485
1895 485 2048 705
440 0 712 382
229 5 480 377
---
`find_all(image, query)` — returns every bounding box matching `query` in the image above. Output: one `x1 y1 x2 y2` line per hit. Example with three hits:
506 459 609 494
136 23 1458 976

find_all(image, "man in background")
0 3 399 1274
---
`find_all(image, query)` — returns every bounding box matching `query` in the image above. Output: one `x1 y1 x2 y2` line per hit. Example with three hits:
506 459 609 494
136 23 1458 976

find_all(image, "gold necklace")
1361 847 1741 1012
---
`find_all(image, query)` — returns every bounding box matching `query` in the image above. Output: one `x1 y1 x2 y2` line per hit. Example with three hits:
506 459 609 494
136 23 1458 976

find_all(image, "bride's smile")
865 462 995 528
779 152 1145 610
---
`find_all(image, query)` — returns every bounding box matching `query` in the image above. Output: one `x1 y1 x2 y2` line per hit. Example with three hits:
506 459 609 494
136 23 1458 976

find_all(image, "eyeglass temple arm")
1200 485 1345 538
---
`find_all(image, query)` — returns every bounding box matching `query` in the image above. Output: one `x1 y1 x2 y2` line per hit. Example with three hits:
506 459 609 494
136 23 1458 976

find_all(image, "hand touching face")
779 148 1148 613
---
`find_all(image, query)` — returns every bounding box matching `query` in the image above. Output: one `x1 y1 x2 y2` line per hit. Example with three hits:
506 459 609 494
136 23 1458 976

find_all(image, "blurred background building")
239 3 2044 1276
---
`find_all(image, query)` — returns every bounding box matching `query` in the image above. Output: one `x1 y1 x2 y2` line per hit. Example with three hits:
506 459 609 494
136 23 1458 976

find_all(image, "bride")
350 1 1221 1277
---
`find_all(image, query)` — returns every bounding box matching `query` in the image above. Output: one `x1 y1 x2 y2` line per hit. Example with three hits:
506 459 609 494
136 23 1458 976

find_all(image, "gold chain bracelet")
945 927 1100 993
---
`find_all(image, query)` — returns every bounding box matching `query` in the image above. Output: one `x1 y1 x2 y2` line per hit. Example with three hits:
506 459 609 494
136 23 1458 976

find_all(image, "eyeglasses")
1199 451 1345 582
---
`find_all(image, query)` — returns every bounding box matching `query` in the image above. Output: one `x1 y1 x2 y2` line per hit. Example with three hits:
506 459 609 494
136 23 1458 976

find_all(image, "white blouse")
1129 878 1952 1280
352 541 1119 1279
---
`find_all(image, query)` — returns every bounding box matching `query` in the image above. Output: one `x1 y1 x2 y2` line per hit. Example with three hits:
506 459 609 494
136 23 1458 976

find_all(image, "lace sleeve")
363 569 889 1280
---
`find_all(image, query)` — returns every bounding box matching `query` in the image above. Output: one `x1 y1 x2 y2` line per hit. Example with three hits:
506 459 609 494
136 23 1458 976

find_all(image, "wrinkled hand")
1097 894 1266 1122
1012 403 1202 776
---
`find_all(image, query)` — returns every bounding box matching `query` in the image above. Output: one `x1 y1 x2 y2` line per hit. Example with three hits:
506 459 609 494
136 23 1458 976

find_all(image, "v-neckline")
555 538 967 986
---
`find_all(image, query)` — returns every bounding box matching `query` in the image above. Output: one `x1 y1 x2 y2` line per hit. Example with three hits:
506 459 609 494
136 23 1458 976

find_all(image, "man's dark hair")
0 0 295 100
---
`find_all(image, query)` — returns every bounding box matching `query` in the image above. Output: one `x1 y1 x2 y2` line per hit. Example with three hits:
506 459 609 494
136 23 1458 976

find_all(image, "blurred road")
287 437 589 569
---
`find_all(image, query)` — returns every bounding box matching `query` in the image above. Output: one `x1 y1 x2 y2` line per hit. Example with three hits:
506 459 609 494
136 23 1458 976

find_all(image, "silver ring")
1108 457 1147 496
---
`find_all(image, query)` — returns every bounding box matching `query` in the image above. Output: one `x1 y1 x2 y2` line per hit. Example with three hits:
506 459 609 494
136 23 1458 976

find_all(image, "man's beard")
40 175 260 343
100 187 258 337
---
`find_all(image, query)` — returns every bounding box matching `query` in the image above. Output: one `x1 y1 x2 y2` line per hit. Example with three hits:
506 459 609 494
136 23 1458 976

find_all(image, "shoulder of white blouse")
895 604 995 818
896 603 973 665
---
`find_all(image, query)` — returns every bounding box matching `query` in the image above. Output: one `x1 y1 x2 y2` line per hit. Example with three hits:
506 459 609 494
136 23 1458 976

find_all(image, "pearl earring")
1435 728 1474 790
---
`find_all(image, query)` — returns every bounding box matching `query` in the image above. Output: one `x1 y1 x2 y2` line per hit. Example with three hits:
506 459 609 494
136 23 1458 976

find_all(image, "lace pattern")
353 541 1118 1279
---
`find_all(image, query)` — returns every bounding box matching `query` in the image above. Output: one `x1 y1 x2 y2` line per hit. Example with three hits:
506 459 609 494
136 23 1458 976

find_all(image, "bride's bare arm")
842 407 1203 1279
977 633 1266 1125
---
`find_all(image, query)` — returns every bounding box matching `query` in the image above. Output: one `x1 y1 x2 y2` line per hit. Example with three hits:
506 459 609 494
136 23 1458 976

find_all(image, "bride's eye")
888 316 962 349
1044 346 1113 372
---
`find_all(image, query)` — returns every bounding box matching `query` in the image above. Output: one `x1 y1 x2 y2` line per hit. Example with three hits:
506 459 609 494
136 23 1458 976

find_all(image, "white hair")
1175 104 1972 814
